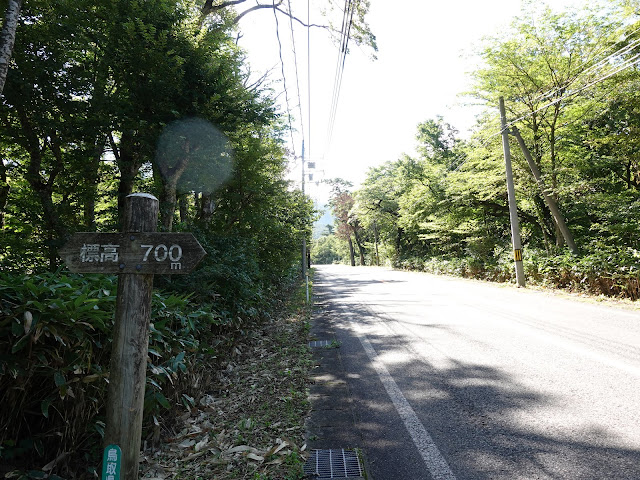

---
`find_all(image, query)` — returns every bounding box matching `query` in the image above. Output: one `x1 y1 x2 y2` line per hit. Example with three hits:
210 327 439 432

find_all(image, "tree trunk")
17 107 67 268
178 193 189 224
83 137 106 230
83 61 109 229
534 197 552 253
198 192 216 224
396 227 404 256
0 0 22 95
347 235 355 266
0 157 9 229
117 161 139 230
83 184 97 230
28 166 66 269
548 111 564 248
115 131 143 230
373 221 380 266
157 148 190 231
159 179 178 231
353 227 366 266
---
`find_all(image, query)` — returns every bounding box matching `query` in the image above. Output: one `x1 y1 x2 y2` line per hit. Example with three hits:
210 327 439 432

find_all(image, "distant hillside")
313 204 334 239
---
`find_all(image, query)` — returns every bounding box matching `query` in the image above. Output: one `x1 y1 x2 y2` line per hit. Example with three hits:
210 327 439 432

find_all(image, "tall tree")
470 4 621 248
0 0 22 95
326 178 366 266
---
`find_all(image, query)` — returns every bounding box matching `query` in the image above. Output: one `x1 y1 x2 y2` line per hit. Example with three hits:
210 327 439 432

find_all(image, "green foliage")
0 271 117 473
524 245 640 299
0 0 345 477
165 233 264 324
348 3 640 300
311 234 348 265
393 246 640 300
0 268 275 475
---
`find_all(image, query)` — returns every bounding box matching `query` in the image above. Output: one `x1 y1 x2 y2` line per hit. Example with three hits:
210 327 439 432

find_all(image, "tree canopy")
316 1 640 300
0 0 328 473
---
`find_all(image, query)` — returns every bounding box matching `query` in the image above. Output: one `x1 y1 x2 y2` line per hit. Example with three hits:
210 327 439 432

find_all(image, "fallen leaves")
140 313 312 479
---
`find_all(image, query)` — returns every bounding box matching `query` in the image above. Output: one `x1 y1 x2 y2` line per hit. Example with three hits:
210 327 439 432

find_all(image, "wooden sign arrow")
59 232 206 274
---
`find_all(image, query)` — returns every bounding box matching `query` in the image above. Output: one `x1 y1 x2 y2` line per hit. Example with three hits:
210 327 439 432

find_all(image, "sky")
236 0 587 204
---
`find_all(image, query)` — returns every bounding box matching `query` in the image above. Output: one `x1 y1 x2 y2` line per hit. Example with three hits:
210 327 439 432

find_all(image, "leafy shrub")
394 244 640 300
523 244 640 299
0 271 229 477
162 233 263 320
164 232 304 331
311 234 347 265
0 271 117 476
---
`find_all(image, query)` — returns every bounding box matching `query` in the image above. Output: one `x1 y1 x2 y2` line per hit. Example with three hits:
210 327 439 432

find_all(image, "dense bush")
0 0 315 478
311 234 348 265
0 267 269 477
0 272 116 476
394 244 640 300
524 245 640 300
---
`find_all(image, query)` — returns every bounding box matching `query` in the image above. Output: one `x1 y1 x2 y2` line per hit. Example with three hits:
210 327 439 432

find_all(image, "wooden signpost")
59 232 206 275
60 193 205 480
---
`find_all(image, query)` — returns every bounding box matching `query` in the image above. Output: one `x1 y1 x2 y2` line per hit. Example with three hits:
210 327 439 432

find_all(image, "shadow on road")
314 268 640 480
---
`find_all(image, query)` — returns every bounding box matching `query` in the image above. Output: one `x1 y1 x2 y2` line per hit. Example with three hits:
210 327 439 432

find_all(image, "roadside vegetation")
138 276 313 480
0 0 344 477
313 1 640 301
1 269 313 479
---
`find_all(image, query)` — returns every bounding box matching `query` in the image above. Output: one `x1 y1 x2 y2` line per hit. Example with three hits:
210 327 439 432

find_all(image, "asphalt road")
313 264 640 480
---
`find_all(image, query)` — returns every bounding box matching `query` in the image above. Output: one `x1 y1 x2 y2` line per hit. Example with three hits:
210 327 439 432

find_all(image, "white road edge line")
351 317 457 480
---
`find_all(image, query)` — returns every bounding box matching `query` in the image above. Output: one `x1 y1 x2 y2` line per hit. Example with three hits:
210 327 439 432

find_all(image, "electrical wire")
331 0 353 115
518 25 640 112
286 0 305 145
507 51 640 130
326 0 349 146
273 0 297 159
307 0 311 162
450 48 640 172
325 0 354 155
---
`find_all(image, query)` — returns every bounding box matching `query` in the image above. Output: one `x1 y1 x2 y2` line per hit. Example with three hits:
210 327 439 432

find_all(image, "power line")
325 0 354 155
326 0 349 147
521 25 640 111
577 33 640 81
286 0 305 144
273 0 297 159
451 49 640 172
507 51 640 130
307 0 311 162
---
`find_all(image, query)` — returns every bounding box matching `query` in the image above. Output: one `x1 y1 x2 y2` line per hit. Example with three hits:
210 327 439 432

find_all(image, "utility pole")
301 141 309 303
499 97 525 287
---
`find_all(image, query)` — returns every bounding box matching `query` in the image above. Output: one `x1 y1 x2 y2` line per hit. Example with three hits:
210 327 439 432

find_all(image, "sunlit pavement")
312 264 640 480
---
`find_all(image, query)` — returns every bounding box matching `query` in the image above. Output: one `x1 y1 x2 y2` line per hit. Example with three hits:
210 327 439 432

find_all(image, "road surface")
313 264 640 480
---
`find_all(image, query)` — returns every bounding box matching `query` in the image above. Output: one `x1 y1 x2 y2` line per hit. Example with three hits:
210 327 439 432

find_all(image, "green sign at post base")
59 232 206 275
101 445 122 480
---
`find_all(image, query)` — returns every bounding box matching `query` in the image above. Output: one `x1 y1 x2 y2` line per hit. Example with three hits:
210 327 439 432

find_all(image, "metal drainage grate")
308 340 332 348
303 449 364 479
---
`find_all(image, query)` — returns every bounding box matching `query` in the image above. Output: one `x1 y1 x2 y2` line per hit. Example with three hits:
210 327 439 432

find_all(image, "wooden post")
59 194 205 478
104 193 158 480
